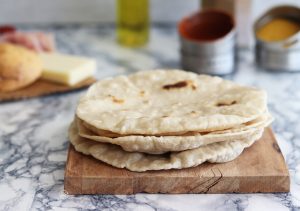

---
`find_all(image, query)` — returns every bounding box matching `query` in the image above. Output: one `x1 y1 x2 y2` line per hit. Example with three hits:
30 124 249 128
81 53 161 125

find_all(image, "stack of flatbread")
69 70 273 172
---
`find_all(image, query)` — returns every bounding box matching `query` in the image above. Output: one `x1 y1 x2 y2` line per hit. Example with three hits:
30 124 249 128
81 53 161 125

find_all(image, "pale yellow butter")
40 53 96 86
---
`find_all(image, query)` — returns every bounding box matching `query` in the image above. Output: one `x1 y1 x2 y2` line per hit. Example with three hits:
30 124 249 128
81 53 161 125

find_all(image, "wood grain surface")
0 77 96 102
64 128 290 194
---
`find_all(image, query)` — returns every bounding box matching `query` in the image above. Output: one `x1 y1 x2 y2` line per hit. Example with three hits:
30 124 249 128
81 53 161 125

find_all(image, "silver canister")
254 5 300 72
178 9 236 75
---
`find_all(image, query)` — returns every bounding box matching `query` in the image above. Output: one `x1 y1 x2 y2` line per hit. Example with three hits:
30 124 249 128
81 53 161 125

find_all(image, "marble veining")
0 25 299 211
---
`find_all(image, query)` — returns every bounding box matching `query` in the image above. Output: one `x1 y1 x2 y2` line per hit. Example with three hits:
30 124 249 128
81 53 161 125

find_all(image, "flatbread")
76 70 267 135
69 122 264 172
76 113 272 154
78 111 271 138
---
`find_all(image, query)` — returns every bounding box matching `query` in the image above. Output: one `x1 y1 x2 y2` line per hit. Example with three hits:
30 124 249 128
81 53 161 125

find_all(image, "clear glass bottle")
116 0 149 47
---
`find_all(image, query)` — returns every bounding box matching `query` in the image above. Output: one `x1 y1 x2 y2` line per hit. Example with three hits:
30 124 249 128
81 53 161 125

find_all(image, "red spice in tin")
178 9 235 42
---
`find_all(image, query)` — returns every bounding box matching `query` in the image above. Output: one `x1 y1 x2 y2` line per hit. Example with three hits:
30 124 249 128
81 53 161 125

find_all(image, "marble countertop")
0 25 299 211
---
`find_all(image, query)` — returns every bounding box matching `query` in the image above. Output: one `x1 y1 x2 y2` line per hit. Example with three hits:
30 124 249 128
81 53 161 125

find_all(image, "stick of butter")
40 52 96 86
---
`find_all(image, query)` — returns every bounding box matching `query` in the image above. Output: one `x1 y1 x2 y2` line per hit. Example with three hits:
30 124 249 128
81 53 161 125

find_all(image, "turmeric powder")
256 18 300 42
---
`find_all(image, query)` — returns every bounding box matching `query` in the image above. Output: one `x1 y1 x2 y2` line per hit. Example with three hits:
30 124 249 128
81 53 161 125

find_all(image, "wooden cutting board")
0 77 96 102
64 128 290 194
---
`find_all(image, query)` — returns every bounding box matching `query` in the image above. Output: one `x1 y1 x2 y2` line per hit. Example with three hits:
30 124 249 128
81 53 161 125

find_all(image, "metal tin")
181 50 235 75
254 5 300 72
178 9 236 75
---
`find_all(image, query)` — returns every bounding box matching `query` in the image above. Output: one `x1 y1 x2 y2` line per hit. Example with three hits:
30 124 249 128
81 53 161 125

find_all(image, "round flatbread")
76 113 272 154
69 122 264 172
76 70 267 135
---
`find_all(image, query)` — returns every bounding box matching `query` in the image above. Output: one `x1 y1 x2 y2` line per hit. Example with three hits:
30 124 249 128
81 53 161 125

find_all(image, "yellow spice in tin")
256 18 300 42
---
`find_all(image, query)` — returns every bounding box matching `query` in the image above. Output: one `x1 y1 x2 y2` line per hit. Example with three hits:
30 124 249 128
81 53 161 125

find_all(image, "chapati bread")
78 111 271 138
69 122 264 172
76 70 267 135
76 113 272 154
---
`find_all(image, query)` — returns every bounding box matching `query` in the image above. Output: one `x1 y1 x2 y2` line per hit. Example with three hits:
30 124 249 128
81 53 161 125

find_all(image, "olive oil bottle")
116 0 149 47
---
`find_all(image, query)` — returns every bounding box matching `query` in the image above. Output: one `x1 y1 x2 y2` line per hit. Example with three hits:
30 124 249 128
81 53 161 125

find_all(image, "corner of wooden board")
64 145 83 195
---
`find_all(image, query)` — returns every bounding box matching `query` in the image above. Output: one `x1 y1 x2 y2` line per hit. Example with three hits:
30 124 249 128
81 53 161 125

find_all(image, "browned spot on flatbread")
108 95 124 104
140 90 145 96
163 81 188 90
112 97 124 104
216 100 237 107
162 80 197 90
